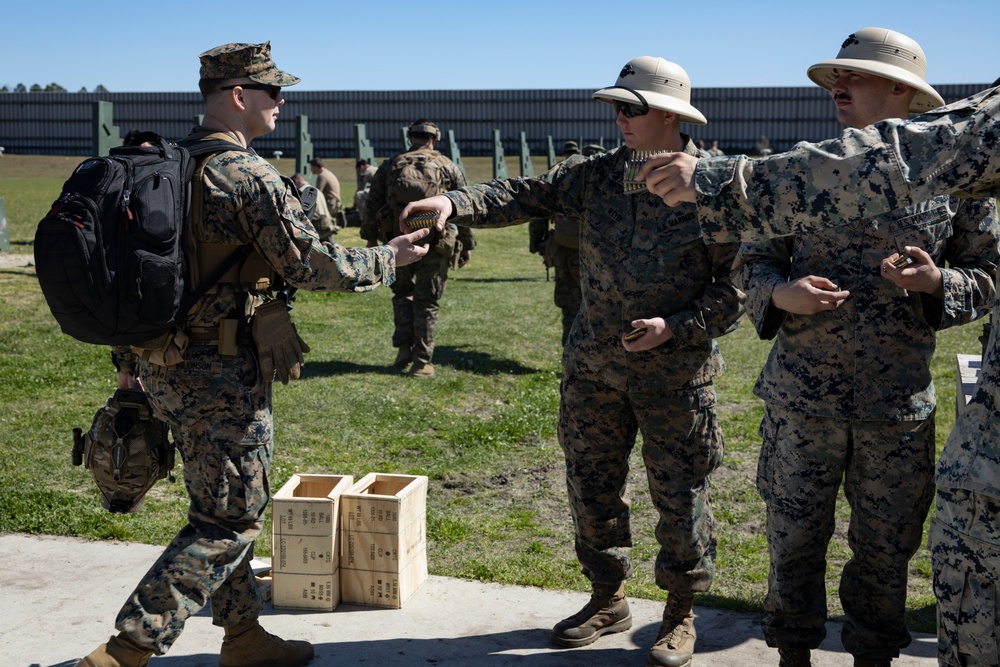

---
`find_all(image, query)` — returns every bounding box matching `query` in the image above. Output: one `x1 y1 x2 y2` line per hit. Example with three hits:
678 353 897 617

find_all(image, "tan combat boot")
409 361 435 378
551 581 632 648
76 633 153 667
779 647 812 667
647 593 696 667
219 618 314 667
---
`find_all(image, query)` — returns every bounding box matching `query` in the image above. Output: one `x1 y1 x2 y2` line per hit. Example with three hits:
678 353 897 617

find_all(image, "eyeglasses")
220 83 282 100
613 100 649 118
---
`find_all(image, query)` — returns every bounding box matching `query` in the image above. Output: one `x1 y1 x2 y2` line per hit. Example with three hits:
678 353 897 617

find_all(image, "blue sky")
2 0 997 93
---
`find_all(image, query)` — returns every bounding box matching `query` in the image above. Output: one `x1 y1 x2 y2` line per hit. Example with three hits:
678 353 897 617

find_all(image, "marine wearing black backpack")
34 131 251 347
70 41 431 667
35 132 257 520
360 119 476 378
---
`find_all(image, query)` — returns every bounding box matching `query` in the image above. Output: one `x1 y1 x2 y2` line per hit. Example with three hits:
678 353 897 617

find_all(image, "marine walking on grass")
361 119 476 378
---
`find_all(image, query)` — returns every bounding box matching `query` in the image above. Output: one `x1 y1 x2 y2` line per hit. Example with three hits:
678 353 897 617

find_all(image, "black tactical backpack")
34 132 248 346
72 388 174 514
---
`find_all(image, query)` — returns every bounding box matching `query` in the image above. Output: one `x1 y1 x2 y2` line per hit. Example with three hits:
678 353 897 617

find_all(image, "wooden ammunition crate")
271 571 339 611
339 473 428 608
271 474 353 611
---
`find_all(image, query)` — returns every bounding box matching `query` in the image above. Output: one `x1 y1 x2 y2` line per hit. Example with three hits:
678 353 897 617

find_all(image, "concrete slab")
0 533 937 667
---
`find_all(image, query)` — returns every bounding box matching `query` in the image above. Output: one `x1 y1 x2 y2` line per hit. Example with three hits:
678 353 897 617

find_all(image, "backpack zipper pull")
49 191 72 216
121 190 134 226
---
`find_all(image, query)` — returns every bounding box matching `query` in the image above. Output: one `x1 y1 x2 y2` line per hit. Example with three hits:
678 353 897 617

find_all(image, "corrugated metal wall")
0 84 988 158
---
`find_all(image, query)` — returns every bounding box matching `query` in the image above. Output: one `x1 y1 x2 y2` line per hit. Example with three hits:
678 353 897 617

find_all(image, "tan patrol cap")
807 28 944 113
199 41 301 86
593 56 707 125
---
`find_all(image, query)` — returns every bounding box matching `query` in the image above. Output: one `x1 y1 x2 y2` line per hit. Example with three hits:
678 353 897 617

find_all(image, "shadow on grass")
301 345 539 379
906 601 937 636
299 359 397 378
431 344 538 375
456 276 544 284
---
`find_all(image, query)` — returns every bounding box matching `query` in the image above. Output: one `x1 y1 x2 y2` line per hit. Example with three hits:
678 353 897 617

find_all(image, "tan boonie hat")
563 140 580 154
199 41 301 86
807 27 944 113
593 56 707 125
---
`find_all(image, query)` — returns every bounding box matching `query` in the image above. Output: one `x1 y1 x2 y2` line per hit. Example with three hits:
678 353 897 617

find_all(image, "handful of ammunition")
623 326 648 342
404 210 439 230
891 253 915 268
623 150 670 195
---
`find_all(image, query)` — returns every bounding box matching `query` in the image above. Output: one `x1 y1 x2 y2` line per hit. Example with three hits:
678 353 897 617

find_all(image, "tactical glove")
252 299 311 385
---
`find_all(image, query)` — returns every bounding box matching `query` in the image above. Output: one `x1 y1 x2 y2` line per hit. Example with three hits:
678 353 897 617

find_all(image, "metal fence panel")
0 84 988 157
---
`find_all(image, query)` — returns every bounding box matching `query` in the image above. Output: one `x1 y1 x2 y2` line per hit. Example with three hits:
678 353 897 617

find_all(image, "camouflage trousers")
390 252 450 365
551 244 581 346
117 344 273 654
931 486 1000 667
756 407 935 659
557 374 723 594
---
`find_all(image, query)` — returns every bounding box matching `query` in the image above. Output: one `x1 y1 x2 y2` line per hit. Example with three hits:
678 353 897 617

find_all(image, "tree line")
1 83 108 93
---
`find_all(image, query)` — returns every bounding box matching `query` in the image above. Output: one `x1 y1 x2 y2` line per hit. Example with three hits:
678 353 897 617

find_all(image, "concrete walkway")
0 533 937 667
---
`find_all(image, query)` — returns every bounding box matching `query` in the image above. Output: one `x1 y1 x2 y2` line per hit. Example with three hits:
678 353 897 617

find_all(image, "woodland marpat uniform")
444 138 744 596
112 133 397 654
689 84 1000 666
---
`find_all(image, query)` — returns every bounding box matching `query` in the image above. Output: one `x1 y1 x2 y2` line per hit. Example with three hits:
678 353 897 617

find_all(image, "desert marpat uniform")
111 129 395 654
732 193 999 658
444 139 744 595
690 84 1000 666
361 144 475 367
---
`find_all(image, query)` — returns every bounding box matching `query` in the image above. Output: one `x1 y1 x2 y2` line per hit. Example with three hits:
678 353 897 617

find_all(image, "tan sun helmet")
593 56 707 125
807 27 945 112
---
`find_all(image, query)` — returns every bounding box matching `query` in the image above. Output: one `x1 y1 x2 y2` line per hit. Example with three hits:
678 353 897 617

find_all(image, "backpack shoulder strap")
177 133 254 315
178 132 250 292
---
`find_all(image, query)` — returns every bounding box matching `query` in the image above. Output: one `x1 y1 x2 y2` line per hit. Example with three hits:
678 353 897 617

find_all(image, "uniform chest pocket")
665 214 703 248
889 207 953 251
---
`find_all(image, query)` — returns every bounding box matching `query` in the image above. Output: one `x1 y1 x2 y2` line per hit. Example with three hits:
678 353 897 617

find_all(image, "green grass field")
0 154 981 633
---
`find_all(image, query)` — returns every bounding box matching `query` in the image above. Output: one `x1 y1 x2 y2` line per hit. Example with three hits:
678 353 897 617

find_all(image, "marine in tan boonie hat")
592 56 707 125
199 41 300 86
807 27 944 113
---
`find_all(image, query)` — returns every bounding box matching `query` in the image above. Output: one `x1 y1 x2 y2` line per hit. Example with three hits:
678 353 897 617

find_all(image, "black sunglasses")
613 100 649 118
606 86 650 118
220 83 282 100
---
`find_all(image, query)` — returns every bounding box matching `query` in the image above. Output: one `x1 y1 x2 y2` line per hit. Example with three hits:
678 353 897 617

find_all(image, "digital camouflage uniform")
444 139 744 596
688 84 1000 666
110 128 395 655
732 192 998 659
529 153 586 345
361 144 475 367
